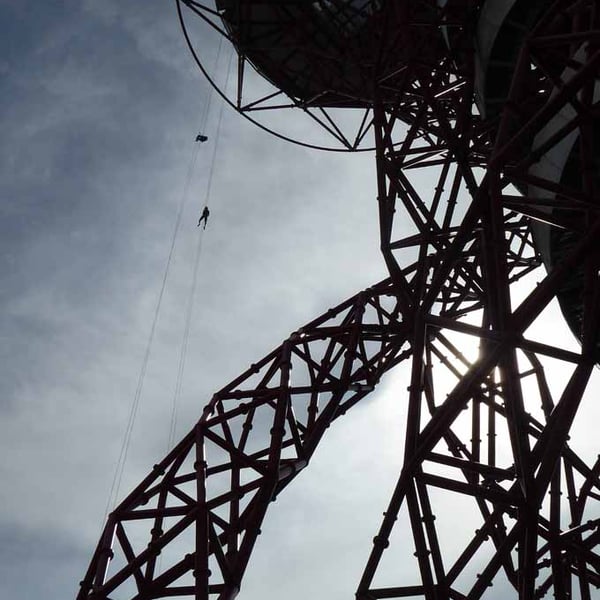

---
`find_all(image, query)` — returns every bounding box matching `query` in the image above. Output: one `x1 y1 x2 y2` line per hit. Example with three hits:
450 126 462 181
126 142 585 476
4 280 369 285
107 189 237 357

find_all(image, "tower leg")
356 2 600 595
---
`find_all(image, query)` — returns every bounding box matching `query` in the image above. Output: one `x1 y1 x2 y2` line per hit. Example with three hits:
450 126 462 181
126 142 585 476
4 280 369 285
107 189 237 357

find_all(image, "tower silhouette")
78 1 600 598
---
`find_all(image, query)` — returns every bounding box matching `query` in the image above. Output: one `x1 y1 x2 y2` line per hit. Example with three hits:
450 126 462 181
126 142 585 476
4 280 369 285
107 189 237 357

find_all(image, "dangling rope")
103 143 199 520
104 38 227 519
166 45 234 452
201 37 223 128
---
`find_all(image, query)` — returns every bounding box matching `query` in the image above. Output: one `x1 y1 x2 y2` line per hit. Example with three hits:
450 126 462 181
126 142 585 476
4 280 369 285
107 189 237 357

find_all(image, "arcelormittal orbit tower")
78 1 600 598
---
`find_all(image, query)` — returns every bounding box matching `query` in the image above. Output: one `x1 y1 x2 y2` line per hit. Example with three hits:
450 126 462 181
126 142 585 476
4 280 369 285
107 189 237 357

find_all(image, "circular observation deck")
475 0 549 119
180 1 469 150
215 0 446 108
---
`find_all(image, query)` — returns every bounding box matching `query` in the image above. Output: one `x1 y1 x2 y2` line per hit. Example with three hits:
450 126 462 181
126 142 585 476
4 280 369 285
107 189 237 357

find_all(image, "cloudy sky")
3 2 600 599
0 1 407 597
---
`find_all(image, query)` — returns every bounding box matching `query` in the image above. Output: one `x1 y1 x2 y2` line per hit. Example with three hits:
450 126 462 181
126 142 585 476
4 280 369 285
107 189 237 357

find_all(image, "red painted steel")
78 1 600 598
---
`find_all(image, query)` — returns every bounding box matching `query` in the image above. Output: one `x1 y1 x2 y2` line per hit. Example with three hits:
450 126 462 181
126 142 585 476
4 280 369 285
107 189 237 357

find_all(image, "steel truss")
78 279 413 599
79 1 600 598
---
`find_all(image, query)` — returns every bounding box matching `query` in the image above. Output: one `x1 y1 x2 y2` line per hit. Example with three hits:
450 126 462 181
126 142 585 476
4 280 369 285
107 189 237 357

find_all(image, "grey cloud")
0 2 395 599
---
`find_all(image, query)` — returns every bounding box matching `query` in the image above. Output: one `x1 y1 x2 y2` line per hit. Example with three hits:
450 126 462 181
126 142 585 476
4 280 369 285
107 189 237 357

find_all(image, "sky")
2 2 600 599
0 1 400 597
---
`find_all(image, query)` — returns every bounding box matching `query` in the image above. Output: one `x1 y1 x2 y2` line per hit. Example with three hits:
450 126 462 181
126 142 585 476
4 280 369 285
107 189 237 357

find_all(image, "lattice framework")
78 1 600 598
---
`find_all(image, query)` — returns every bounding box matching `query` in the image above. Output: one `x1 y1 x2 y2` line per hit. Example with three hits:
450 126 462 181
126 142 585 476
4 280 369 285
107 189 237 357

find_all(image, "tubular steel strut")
78 1 600 598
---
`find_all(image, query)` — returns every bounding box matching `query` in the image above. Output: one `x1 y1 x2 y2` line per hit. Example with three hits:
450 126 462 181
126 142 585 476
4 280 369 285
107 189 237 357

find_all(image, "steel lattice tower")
78 1 600 598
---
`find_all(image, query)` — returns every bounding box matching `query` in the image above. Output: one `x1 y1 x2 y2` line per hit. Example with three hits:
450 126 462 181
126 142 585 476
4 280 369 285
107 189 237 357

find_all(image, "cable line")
103 143 199 520
197 35 224 136
166 45 234 452
103 38 228 519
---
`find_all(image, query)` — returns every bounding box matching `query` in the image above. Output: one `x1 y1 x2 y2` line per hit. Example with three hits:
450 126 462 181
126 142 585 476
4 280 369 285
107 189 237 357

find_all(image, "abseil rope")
104 143 199 520
166 45 234 452
104 38 226 518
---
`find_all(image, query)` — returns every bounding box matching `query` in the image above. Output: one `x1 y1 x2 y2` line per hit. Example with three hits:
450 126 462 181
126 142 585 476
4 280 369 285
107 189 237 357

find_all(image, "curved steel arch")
77 279 413 599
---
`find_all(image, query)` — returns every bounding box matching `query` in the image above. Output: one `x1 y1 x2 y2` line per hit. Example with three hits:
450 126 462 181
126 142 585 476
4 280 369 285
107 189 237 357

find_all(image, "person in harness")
195 133 208 143
197 206 210 229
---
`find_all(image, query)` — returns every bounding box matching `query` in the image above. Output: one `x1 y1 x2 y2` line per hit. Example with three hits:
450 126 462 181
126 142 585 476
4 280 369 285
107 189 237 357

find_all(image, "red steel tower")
78 1 600 598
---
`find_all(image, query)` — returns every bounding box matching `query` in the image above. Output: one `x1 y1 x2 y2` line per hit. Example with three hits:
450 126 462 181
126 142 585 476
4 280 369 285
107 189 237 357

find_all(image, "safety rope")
103 144 199 520
198 35 223 136
104 38 228 519
166 44 234 452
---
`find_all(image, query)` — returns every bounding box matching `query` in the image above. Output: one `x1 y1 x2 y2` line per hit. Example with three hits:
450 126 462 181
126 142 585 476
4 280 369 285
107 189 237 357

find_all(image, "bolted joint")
194 460 208 472
99 547 114 560
193 568 212 578
372 535 389 549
